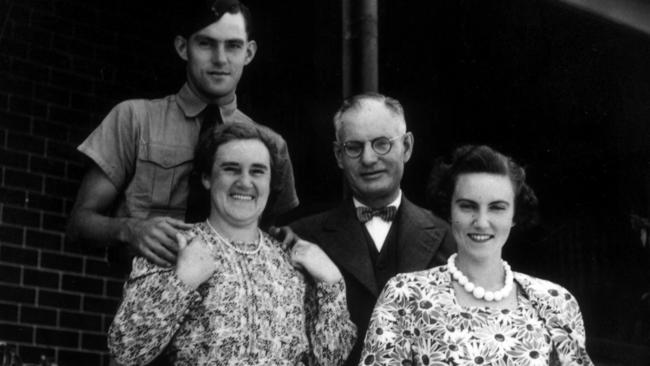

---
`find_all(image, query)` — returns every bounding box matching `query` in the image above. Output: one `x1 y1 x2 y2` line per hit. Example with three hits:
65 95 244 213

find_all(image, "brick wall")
0 1 179 364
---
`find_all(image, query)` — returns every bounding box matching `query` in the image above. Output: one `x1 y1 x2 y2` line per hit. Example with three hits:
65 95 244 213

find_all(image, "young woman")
359 145 592 366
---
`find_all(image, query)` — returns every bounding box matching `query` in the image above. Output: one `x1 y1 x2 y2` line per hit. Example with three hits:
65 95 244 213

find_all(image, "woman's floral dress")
359 265 593 366
108 222 356 366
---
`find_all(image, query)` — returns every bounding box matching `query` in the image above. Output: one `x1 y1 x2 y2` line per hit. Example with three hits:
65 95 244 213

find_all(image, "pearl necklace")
204 220 262 255
447 253 514 302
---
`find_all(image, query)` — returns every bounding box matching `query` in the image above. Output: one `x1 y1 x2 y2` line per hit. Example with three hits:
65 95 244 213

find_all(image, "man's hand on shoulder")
123 217 193 267
67 165 195 267
290 239 342 284
269 225 298 251
175 233 216 289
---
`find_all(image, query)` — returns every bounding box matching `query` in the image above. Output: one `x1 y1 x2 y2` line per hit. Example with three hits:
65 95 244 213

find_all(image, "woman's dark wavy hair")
194 122 280 217
426 145 539 227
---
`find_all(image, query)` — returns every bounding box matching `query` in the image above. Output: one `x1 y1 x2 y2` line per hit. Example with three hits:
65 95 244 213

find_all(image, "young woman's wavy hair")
426 145 539 227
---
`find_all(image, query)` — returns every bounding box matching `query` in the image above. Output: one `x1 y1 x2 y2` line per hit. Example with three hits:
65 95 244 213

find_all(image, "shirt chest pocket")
133 142 194 210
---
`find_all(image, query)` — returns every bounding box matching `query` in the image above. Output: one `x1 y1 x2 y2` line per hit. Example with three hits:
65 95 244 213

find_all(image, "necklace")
204 220 262 255
447 253 514 302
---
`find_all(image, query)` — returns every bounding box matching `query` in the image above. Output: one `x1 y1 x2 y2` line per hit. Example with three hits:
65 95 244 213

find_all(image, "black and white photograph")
0 0 649 365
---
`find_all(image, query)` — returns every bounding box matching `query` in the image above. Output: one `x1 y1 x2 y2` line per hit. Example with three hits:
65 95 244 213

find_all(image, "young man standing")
67 0 298 268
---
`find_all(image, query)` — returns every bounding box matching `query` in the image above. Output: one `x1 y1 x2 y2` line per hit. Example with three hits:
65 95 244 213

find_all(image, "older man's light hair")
333 92 406 141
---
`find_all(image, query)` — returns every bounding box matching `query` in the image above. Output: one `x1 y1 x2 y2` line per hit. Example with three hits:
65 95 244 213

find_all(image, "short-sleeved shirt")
78 84 299 221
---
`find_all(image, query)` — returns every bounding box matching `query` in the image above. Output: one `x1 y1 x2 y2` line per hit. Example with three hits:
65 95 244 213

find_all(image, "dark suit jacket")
291 196 456 366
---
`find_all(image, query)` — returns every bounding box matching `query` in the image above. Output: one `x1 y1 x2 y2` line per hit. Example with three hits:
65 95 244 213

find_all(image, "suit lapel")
397 197 446 272
322 202 379 295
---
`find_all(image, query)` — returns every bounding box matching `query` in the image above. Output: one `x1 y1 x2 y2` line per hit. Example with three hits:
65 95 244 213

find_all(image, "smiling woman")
107 122 356 365
451 173 516 264
201 138 271 229
359 145 593 366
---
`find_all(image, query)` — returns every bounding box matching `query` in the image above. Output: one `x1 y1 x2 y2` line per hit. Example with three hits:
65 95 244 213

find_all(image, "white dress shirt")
353 191 402 252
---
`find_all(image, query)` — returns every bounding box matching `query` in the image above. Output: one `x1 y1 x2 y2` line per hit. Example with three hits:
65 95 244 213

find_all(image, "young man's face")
175 12 257 104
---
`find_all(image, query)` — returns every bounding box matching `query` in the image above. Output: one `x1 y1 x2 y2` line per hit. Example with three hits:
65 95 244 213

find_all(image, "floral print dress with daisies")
359 265 593 366
108 222 356 366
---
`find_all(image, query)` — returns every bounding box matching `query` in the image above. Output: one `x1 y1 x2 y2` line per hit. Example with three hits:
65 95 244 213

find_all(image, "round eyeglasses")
335 134 405 158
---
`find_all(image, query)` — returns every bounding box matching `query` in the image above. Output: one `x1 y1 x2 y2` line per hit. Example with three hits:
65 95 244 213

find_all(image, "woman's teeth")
231 194 253 201
467 233 492 242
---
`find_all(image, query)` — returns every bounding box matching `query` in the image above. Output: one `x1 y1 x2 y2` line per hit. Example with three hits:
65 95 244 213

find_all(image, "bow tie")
356 206 397 223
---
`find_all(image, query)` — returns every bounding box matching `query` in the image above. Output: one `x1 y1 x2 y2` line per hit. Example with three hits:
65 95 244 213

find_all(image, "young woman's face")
450 173 515 262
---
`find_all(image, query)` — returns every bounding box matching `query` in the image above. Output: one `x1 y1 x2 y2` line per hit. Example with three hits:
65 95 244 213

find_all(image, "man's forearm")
66 208 136 247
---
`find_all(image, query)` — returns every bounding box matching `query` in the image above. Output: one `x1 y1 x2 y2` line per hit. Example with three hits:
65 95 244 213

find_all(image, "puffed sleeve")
107 257 202 366
304 279 356 366
522 274 594 366
546 291 594 365
360 275 416 366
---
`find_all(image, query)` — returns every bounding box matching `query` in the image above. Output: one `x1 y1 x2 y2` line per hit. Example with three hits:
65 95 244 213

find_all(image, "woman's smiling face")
202 138 271 229
451 173 515 261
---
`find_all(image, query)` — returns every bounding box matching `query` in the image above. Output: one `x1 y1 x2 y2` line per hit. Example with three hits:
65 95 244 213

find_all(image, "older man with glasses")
290 92 456 366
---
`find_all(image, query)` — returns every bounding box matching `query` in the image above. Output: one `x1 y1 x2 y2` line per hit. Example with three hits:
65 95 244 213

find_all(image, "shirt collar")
176 83 238 119
353 190 402 210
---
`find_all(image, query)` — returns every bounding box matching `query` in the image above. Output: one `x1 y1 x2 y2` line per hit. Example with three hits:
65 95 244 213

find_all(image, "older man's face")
334 100 413 208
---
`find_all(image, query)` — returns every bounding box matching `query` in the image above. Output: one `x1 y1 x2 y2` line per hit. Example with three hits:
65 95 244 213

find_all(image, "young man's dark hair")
175 0 254 39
